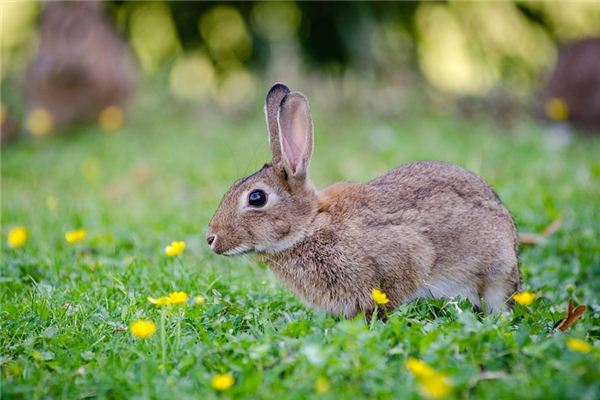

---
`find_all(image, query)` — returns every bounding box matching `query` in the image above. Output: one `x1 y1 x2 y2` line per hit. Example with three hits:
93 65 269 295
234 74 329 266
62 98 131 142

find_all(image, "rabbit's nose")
207 235 216 247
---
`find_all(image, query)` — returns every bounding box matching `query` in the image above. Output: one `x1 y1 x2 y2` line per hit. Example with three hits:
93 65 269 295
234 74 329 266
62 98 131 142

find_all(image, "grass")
2 91 599 399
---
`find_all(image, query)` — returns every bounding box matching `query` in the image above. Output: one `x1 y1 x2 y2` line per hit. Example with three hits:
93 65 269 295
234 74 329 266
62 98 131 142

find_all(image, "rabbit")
23 0 137 128
206 83 521 318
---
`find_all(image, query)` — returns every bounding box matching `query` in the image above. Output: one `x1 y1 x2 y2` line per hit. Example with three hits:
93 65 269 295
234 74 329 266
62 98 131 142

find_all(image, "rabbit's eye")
248 190 267 207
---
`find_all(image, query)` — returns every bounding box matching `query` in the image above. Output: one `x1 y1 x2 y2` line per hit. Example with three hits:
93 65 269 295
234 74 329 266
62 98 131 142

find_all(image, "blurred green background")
2 1 600 124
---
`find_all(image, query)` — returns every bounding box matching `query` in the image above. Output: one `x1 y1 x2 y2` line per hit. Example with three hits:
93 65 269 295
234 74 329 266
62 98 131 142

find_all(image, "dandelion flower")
7 226 28 248
165 241 185 256
211 373 234 391
567 338 592 353
98 105 124 132
65 229 87 244
130 320 156 339
372 288 390 305
148 296 170 306
194 295 205 305
168 291 188 305
513 291 536 306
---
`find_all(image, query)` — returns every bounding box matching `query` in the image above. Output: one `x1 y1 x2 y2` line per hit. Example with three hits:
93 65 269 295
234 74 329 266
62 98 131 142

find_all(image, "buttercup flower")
165 241 185 256
372 288 390 305
130 320 156 339
567 338 592 353
406 358 453 399
406 358 435 378
513 291 536 306
65 229 87 244
418 373 453 399
211 373 234 391
168 291 188 305
148 296 170 306
7 226 28 248
194 295 205 305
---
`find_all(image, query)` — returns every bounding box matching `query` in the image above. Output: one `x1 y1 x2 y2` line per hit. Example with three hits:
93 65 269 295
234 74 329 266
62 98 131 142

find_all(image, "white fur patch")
411 276 480 307
254 229 306 254
223 245 251 256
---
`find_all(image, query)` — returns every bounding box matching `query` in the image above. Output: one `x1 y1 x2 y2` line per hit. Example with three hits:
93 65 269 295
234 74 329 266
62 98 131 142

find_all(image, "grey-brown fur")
23 1 137 127
207 83 520 318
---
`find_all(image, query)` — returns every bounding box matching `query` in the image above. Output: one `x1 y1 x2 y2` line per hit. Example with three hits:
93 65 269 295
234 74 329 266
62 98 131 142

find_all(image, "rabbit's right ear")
277 91 313 178
264 83 290 164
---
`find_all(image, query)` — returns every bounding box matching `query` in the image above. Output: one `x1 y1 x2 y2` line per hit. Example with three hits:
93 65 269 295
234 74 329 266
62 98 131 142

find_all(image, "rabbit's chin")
254 230 306 254
222 245 252 256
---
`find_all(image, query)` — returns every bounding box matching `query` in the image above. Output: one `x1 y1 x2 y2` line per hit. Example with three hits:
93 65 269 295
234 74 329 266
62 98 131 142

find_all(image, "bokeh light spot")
26 108 54 135
169 52 216 101
99 105 124 132
129 3 181 75
252 2 301 41
199 6 252 64
215 68 257 111
545 98 569 122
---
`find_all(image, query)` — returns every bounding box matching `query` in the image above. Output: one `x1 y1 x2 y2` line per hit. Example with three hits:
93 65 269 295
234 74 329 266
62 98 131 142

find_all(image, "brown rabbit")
207 83 520 318
23 1 137 127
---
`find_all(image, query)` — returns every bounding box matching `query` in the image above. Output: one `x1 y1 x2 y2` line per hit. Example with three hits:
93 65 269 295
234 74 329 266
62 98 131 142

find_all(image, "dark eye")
248 190 267 207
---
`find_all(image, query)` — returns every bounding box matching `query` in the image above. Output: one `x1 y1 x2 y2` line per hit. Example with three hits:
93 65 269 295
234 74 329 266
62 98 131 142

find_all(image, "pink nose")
207 235 215 246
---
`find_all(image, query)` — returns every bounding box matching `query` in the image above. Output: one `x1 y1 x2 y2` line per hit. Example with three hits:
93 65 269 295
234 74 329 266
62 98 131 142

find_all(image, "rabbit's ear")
277 91 313 178
264 83 290 163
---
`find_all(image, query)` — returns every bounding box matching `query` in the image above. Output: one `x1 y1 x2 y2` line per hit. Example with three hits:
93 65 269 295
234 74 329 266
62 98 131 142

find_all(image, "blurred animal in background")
23 1 137 134
544 37 600 133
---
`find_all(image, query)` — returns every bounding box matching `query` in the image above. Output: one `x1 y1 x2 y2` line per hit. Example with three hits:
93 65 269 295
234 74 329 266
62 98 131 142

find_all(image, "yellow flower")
26 108 54 135
545 97 569 122
130 320 156 339
7 226 28 248
407 358 453 399
165 241 185 256
148 296 170 306
513 291 536 306
194 295 205 305
65 229 87 244
406 358 435 378
211 373 234 391
314 376 331 394
418 373 453 399
98 105 124 132
567 338 592 353
168 291 188 305
372 288 390 305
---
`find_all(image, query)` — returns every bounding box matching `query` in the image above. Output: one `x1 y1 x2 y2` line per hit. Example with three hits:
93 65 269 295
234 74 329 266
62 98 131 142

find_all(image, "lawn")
2 90 599 399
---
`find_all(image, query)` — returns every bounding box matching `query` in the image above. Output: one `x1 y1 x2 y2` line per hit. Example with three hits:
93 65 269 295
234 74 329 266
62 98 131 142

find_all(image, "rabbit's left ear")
277 92 313 178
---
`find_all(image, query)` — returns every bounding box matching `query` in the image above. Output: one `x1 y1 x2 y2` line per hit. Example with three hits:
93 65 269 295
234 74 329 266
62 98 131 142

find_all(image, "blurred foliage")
2 1 600 114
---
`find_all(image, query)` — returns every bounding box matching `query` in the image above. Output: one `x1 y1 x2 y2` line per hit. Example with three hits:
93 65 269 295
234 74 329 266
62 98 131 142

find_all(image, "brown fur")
207 83 520 318
23 1 137 127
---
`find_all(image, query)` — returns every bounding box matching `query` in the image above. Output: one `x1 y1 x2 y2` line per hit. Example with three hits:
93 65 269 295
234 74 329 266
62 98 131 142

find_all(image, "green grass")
2 92 600 399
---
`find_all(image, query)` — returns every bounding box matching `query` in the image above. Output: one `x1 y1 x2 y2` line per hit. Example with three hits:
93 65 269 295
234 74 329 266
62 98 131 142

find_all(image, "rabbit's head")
207 83 318 255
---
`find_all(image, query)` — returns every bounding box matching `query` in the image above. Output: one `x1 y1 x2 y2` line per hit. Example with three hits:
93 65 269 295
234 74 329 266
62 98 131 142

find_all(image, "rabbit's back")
368 161 519 307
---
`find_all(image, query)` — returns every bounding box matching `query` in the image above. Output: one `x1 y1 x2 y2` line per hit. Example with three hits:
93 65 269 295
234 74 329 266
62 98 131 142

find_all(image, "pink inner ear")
281 104 306 174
